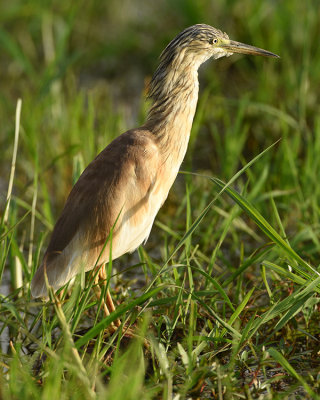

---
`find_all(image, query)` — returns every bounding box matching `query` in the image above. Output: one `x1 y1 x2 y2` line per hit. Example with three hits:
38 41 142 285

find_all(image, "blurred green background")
1 2 320 397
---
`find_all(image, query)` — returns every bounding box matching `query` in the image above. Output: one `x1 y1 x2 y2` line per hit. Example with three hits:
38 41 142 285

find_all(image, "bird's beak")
220 39 279 58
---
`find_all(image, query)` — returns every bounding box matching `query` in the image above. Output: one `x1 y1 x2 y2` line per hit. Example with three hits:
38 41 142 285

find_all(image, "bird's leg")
93 274 112 319
94 265 148 346
105 288 118 316
95 264 121 328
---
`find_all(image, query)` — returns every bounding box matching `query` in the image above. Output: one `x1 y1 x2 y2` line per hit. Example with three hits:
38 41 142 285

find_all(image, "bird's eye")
209 38 218 45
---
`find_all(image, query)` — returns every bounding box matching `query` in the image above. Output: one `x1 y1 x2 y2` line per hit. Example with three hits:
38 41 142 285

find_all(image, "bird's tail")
30 253 74 298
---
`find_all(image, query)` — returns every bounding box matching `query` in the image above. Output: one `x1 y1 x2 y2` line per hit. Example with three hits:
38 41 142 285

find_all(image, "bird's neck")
144 66 199 165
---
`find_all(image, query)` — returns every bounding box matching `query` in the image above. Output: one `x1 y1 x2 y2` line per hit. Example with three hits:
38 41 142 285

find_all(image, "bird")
31 24 278 322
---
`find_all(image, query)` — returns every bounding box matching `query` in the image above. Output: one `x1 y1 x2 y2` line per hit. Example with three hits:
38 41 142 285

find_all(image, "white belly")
112 183 168 259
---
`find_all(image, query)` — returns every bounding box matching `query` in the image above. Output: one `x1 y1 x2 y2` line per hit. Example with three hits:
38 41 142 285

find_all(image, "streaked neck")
144 66 199 158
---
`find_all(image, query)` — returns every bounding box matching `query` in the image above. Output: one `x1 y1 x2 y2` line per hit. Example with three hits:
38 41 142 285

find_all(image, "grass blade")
3 99 22 224
211 178 319 280
268 348 318 398
75 286 164 348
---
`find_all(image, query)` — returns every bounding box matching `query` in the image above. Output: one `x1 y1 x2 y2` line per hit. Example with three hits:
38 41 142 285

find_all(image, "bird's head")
148 24 278 103
161 24 279 67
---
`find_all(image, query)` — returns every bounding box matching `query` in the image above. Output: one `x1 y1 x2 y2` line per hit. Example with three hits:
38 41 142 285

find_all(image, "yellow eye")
209 38 218 45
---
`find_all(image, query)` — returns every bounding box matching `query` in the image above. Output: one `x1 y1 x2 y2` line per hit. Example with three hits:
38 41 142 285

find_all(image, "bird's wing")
31 129 160 296
46 128 159 260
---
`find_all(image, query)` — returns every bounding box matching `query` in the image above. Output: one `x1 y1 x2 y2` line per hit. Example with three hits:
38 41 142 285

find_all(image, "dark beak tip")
267 51 280 59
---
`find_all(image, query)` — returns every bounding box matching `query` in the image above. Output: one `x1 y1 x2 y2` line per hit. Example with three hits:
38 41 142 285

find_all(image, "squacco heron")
31 24 278 322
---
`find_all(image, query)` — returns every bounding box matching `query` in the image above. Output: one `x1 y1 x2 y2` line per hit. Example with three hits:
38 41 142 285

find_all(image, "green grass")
1 0 320 399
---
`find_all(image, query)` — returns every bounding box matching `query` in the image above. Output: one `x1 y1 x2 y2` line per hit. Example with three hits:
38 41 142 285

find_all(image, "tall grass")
1 0 320 398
